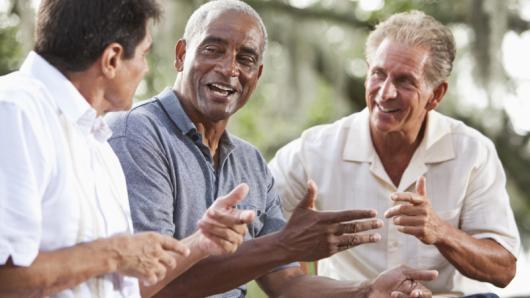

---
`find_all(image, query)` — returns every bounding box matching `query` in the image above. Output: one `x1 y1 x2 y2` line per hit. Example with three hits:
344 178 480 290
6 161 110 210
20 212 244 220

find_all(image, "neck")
65 69 108 116
370 118 427 187
173 89 227 162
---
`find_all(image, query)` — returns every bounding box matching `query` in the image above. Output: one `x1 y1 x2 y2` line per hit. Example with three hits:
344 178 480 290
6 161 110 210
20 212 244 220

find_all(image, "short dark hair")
34 0 161 72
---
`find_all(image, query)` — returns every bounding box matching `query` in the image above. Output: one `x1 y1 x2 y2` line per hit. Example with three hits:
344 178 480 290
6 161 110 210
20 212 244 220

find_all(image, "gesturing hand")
111 232 190 286
196 183 256 255
279 180 383 262
384 176 448 245
369 265 438 298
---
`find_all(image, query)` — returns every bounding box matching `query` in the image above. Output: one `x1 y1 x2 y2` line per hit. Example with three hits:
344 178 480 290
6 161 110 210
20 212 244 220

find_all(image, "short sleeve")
461 139 520 258
0 101 47 266
268 138 308 219
108 113 176 236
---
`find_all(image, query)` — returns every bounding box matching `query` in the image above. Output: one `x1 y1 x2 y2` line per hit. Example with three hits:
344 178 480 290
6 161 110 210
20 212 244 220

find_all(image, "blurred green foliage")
1 0 530 296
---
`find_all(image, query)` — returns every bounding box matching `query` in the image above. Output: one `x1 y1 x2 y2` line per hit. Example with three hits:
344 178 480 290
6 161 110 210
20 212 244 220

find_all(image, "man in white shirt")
270 10 520 297
0 0 256 297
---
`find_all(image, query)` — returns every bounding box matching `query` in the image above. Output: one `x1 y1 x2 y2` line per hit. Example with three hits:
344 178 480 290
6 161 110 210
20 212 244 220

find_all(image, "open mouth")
207 83 237 97
377 104 400 113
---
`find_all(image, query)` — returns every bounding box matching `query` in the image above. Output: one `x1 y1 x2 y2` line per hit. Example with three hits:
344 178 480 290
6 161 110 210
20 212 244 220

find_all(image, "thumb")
296 180 317 209
213 183 249 209
415 176 427 197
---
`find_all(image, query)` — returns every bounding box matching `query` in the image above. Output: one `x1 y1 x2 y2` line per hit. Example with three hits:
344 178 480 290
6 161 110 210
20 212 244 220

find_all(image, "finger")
415 176 427 197
321 209 377 223
335 219 383 235
212 183 249 209
198 220 245 244
201 230 239 254
157 251 177 270
337 233 381 249
142 274 158 287
160 235 190 257
384 204 421 218
295 179 318 210
390 192 424 205
204 208 256 226
396 226 424 237
393 215 424 226
403 269 439 282
391 292 409 298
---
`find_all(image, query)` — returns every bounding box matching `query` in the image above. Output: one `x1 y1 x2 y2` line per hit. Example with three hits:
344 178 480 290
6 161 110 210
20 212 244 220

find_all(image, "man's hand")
196 183 256 255
384 176 448 245
110 232 190 286
369 265 438 298
279 180 383 262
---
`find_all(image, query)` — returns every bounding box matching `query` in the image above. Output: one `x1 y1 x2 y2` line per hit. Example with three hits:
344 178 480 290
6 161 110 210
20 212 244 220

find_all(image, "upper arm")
269 138 308 218
108 116 175 236
0 101 49 266
462 139 520 258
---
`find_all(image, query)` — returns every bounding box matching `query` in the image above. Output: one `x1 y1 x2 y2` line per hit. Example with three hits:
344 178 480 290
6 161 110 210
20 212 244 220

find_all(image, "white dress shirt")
0 52 140 297
269 108 520 296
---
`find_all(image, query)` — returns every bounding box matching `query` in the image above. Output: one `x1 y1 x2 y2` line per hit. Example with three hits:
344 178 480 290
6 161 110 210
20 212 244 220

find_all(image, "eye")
371 69 385 79
237 54 256 66
201 45 222 55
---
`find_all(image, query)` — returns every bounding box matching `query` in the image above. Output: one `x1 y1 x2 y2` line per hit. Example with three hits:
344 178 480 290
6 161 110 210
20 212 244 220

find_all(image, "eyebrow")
199 36 260 58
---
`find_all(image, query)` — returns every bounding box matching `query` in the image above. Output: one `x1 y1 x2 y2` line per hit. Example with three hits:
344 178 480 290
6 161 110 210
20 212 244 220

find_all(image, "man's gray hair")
184 0 268 55
365 10 456 86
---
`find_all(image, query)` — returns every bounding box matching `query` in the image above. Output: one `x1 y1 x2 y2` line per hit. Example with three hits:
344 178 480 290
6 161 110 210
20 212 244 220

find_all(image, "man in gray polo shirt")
108 0 439 297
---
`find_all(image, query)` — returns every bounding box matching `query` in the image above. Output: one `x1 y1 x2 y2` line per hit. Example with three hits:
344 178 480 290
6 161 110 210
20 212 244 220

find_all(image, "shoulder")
106 98 165 140
230 134 268 165
0 71 52 112
435 112 497 160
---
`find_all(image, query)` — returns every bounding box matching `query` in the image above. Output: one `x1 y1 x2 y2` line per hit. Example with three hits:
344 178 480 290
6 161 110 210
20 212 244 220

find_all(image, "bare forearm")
263 272 370 298
436 226 516 287
141 232 209 297
0 238 117 297
155 232 291 298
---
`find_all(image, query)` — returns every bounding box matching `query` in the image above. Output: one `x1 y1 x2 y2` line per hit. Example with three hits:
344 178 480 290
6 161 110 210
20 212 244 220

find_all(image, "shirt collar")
157 87 235 150
19 51 112 142
343 108 454 164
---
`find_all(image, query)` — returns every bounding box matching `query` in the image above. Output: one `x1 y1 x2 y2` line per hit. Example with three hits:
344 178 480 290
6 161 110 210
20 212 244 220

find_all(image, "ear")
426 81 448 111
100 42 124 79
257 64 263 79
174 39 186 72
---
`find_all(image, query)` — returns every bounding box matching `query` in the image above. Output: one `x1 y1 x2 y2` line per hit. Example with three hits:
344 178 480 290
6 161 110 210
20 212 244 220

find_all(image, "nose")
219 54 239 77
379 78 397 101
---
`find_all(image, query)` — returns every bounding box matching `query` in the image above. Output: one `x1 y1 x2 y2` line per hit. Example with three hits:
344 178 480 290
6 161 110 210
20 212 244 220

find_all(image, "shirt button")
389 240 399 249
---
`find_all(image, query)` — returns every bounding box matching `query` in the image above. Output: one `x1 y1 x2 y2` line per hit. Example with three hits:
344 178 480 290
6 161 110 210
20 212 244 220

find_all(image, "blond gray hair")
365 10 456 86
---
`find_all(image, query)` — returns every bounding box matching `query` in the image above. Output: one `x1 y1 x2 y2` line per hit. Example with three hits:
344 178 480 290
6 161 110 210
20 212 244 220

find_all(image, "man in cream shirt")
0 0 255 297
270 10 520 297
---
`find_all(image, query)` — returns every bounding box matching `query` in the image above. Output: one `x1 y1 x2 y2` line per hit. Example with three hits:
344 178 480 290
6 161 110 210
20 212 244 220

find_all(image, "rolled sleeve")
462 140 520 258
0 102 45 266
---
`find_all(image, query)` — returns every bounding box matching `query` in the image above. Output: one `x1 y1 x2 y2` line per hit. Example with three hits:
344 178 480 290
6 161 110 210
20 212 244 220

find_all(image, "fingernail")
373 234 381 241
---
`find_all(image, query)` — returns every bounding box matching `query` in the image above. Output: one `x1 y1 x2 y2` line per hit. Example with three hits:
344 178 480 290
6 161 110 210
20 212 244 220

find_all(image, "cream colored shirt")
0 52 139 297
269 108 520 296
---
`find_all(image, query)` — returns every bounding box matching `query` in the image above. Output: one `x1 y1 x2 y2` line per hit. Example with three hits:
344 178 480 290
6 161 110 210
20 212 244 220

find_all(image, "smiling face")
365 38 441 138
174 9 264 123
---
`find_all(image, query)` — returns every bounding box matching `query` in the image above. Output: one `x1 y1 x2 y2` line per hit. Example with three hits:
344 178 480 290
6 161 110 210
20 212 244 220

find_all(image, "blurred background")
1 0 529 296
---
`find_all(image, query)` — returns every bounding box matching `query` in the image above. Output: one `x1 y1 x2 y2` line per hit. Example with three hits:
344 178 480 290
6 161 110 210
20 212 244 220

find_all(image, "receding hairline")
183 0 268 54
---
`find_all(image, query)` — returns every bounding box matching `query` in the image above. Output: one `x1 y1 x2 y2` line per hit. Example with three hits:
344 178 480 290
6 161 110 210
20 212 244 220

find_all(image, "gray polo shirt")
107 88 289 298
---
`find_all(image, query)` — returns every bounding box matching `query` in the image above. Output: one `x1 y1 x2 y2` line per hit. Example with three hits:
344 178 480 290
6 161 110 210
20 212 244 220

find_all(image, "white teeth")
378 104 398 113
211 83 234 92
